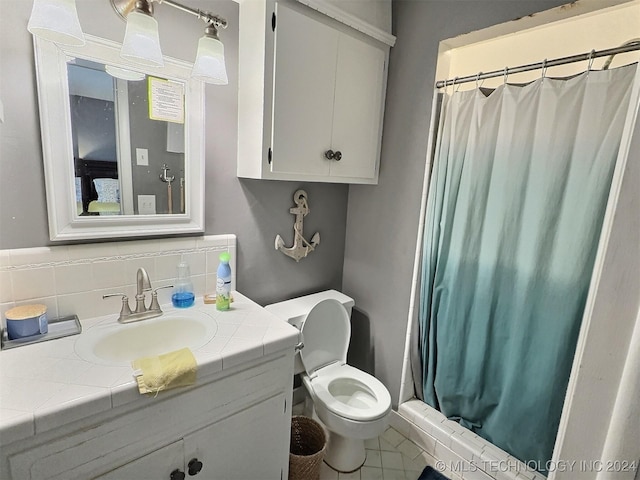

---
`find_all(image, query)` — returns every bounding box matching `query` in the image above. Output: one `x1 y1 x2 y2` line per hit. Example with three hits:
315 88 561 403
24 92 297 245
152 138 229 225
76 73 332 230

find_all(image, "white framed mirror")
34 34 205 241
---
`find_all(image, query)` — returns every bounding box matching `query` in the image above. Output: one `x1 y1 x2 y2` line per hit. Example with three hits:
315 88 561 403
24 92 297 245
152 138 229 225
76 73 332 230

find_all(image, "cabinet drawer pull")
170 469 186 480
324 150 342 161
188 458 204 476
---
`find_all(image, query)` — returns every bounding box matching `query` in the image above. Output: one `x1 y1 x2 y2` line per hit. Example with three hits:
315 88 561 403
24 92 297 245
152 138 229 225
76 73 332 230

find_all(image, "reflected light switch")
136 148 149 166
138 195 156 215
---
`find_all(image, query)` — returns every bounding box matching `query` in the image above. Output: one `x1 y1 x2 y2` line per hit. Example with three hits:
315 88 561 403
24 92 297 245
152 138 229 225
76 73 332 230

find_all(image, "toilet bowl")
265 291 392 473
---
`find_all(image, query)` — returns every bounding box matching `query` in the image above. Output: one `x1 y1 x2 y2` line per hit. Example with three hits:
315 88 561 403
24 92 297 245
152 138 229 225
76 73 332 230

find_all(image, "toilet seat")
299 299 391 423
308 363 391 422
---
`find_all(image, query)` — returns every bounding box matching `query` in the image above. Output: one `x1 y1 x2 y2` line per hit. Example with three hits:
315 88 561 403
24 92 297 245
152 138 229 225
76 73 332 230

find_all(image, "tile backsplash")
0 235 236 328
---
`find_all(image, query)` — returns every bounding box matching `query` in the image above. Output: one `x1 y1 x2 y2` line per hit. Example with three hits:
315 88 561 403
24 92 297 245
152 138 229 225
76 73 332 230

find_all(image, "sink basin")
75 310 217 366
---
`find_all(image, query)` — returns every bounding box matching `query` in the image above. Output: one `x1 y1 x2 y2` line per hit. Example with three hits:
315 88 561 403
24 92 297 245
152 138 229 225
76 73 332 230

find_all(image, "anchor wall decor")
275 189 320 262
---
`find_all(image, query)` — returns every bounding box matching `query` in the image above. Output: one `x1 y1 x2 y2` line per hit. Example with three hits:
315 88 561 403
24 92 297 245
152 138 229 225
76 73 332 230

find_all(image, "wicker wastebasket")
288 416 327 480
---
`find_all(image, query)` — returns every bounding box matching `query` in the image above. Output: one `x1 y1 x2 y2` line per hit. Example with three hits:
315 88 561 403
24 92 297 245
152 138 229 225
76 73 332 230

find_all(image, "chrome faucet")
103 268 173 323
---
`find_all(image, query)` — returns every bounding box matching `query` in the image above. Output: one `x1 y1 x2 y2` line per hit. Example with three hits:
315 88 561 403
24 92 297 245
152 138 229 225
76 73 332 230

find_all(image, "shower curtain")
419 64 636 469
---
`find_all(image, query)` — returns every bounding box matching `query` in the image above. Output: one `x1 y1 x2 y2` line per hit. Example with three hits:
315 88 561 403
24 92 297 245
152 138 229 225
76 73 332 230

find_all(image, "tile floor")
319 426 432 480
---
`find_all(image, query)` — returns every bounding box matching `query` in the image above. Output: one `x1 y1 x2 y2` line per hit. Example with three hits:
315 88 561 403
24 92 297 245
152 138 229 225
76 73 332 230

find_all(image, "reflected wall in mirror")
34 34 204 241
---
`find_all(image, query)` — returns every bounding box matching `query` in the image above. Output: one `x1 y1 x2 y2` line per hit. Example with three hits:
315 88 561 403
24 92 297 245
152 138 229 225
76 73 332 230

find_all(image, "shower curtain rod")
436 42 640 88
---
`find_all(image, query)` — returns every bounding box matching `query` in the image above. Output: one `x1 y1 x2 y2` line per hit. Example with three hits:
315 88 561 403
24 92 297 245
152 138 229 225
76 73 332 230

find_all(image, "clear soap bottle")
172 259 195 308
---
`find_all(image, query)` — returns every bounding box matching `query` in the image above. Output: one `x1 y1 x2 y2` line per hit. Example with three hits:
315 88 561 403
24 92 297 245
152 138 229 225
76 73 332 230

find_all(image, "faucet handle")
102 293 133 321
149 285 173 312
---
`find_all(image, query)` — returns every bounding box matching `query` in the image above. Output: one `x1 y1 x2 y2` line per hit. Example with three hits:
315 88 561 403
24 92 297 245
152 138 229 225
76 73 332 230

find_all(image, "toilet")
265 290 391 473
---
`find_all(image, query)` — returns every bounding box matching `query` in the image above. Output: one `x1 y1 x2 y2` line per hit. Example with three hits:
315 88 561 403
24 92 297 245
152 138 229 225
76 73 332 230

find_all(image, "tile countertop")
0 291 299 447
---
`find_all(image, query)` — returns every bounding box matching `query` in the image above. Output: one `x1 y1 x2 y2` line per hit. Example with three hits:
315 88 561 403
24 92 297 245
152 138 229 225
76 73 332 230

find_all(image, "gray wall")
0 0 347 306
342 0 570 406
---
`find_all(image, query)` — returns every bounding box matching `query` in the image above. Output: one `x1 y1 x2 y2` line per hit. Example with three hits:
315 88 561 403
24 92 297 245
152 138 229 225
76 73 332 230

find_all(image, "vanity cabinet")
98 394 286 479
3 353 293 480
237 0 391 184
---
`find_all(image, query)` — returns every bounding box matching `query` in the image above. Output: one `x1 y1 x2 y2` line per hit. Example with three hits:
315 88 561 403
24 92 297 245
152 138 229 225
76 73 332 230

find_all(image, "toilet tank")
264 290 355 330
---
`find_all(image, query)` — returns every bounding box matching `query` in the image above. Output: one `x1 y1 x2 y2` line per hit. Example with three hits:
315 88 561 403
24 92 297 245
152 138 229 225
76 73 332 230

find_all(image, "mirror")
34 34 205 241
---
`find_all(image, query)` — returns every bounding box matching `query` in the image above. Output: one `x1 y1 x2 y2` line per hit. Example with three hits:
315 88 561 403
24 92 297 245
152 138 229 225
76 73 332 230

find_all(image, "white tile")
360 466 384 480
397 439 422 460
382 427 406 448
381 468 406 480
0 250 11 268
365 437 380 450
381 451 404 470
0 408 35 444
320 462 339 480
450 431 483 462
380 437 398 451
221 338 263 369
10 246 68 266
92 260 127 290
196 235 229 249
11 266 56 301
154 254 183 282
338 470 360 480
402 453 427 474
0 270 13 303
430 419 456 447
263 327 298 355
364 449 382 468
75 364 133 388
0 377 64 411
409 424 438 455
434 440 466 470
54 262 94 295
182 252 206 276
34 384 111 433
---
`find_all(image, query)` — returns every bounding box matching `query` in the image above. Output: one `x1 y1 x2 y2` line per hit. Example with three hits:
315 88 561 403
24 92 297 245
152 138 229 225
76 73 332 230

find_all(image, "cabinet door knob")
188 458 204 476
324 150 342 161
170 469 186 480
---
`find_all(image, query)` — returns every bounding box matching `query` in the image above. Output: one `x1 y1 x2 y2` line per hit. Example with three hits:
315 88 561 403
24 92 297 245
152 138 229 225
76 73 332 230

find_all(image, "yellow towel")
132 347 197 395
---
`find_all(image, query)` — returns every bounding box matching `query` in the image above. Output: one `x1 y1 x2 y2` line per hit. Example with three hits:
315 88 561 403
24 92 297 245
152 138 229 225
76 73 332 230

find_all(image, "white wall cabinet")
237 0 392 184
2 353 293 480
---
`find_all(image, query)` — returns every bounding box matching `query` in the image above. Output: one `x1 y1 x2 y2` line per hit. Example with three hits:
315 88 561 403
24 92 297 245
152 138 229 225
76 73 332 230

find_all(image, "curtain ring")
475 72 483 89
587 49 596 73
503 67 509 85
453 76 460 93
541 59 548 80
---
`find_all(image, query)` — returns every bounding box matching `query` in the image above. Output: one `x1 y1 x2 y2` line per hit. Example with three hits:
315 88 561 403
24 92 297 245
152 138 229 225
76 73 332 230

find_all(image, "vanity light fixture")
112 0 228 82
192 25 228 85
27 0 228 84
120 0 164 67
27 0 85 46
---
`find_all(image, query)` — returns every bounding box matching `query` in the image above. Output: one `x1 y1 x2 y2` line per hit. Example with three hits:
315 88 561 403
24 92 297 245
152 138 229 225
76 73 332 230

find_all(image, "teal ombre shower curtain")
419 64 636 469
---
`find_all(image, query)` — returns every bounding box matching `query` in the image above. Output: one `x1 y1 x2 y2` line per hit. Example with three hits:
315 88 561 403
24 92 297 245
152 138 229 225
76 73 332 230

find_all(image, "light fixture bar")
111 0 227 28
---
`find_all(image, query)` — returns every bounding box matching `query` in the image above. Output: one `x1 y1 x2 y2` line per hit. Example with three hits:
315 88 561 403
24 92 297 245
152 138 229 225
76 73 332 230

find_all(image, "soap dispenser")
172 258 195 308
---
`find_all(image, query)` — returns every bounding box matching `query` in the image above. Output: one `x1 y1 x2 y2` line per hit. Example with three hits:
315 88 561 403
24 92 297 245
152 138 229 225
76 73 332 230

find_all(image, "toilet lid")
300 299 350 376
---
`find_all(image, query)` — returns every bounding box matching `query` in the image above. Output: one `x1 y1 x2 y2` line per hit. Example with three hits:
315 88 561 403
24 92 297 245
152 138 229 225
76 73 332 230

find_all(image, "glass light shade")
120 10 164 67
192 36 228 85
105 65 146 81
27 0 85 46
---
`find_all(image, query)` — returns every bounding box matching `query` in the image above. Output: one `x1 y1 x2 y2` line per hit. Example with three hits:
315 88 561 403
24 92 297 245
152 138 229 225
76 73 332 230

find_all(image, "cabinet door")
330 32 386 179
95 441 184 480
271 3 338 176
183 393 288 480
